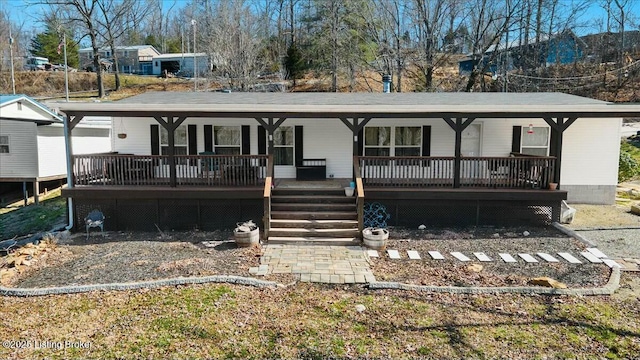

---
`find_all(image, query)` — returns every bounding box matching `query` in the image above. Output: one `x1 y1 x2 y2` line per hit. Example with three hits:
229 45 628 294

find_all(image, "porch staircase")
267 188 360 246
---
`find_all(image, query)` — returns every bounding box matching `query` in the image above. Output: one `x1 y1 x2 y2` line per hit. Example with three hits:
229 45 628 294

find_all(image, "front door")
461 123 481 157
273 126 296 178
461 123 482 183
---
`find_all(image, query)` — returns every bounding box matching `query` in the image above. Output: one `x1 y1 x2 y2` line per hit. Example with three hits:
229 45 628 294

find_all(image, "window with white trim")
160 125 188 159
395 127 421 156
0 135 9 153
521 127 550 156
273 126 294 165
17 102 22 111
364 127 391 156
365 126 422 156
214 126 241 155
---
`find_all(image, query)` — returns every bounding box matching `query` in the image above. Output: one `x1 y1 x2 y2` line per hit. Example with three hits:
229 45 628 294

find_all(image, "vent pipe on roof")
382 74 391 93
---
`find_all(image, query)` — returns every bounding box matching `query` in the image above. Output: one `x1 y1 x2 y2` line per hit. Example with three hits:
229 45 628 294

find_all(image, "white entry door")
461 124 481 156
273 126 296 178
461 124 483 182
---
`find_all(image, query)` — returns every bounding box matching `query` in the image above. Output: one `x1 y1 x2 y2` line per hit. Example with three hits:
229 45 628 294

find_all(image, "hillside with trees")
0 0 638 102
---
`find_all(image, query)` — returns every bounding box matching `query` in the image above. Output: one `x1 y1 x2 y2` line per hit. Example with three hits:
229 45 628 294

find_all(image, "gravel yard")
566 203 640 259
10 230 263 288
3 225 613 290
371 227 611 288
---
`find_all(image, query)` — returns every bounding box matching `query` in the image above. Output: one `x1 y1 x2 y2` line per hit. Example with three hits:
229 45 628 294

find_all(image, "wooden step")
271 195 355 204
271 211 357 220
270 219 358 229
268 236 361 246
269 227 359 238
271 203 356 212
272 188 346 197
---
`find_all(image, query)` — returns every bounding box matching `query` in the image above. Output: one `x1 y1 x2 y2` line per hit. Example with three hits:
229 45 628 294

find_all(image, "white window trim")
0 134 9 154
364 126 422 156
213 125 241 154
394 126 422 156
160 125 188 163
273 126 294 166
520 126 550 156
364 126 391 156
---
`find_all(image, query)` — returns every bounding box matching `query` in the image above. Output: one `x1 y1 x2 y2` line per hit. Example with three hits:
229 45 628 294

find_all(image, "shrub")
619 148 640 182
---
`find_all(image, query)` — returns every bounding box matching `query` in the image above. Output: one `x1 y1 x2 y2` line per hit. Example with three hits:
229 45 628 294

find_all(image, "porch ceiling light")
527 124 534 134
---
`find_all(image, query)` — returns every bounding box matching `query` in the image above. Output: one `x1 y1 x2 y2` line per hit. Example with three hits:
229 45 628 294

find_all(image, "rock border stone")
0 275 278 297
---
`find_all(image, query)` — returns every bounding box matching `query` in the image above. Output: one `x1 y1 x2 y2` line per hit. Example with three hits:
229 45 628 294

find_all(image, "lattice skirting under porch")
365 199 560 228
73 198 263 232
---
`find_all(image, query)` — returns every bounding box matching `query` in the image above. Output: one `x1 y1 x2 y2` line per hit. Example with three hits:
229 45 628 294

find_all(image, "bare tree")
199 0 264 91
0 10 29 73
97 0 150 91
360 0 411 92
38 0 105 97
409 0 449 91
463 0 518 92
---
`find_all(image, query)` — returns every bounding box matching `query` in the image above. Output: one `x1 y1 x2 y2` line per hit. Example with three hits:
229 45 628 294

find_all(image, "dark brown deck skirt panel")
65 186 263 232
65 186 566 231
365 188 566 227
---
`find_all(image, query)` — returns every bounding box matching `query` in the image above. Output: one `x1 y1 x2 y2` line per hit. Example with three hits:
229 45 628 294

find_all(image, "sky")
2 0 639 37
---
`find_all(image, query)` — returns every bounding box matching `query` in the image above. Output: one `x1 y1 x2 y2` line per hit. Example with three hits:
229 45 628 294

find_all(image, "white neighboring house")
152 53 211 77
0 95 112 204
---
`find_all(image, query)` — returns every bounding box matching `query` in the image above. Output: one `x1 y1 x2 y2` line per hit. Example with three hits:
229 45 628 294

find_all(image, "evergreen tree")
30 26 79 68
284 43 304 84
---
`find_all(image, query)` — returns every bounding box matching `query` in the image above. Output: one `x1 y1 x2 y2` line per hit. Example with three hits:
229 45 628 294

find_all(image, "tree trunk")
89 29 104 98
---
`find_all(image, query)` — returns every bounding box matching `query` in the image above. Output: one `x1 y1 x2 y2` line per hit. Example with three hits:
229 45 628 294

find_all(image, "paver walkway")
251 245 376 284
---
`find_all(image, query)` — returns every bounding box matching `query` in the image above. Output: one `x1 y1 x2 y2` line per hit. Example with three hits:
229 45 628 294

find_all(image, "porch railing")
353 157 365 238
263 155 274 239
358 155 556 189
73 154 269 187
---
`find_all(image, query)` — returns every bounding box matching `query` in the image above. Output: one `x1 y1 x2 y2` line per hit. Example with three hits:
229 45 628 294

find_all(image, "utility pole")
192 19 197 92
9 27 16 95
63 33 69 102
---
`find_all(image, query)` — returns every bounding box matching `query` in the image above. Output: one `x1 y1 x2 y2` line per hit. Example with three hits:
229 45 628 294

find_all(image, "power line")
507 59 640 81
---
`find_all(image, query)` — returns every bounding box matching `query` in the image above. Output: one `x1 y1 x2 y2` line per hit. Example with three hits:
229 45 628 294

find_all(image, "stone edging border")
368 267 621 296
2 267 620 297
0 275 278 297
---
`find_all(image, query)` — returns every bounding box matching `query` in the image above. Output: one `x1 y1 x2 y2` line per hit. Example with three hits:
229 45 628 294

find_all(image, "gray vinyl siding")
0 120 38 178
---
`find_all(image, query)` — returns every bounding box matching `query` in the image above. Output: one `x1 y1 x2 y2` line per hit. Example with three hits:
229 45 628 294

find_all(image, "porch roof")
56 92 640 119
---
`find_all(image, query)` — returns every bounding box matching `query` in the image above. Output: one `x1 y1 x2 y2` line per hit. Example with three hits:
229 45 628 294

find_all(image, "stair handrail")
354 156 364 238
263 154 273 239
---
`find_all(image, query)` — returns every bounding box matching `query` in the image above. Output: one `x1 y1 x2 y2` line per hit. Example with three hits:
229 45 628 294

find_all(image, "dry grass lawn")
1 280 639 359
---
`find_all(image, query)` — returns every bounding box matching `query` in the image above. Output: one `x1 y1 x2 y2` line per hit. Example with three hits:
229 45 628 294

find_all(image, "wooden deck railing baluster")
354 156 364 238
357 155 555 189
72 153 269 187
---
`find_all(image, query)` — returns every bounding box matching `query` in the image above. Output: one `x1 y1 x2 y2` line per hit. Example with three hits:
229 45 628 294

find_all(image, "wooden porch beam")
443 117 476 188
255 117 287 156
338 117 373 158
339 117 372 132
542 116 578 188
544 116 578 189
68 115 84 131
151 116 188 187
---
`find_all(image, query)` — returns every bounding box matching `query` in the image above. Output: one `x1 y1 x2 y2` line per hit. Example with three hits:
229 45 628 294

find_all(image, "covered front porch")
57 92 640 234
64 151 567 233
